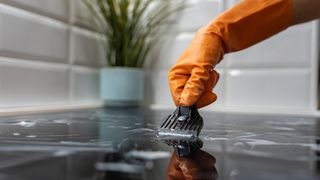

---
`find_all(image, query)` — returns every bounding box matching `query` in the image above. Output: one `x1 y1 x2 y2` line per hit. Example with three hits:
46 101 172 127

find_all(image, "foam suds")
126 150 170 160
16 121 36 127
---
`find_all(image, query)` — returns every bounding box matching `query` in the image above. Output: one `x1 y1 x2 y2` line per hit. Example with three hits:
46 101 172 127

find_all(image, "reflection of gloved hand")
169 0 293 108
166 150 218 180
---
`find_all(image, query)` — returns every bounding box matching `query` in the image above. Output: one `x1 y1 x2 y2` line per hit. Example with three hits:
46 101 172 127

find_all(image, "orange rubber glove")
168 0 293 108
166 150 218 180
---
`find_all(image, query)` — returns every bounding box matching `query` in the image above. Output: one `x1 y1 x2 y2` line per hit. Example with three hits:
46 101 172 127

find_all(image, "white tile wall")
226 24 313 68
222 21 319 112
71 0 95 28
226 0 240 9
0 0 317 114
144 70 173 108
2 0 69 20
71 27 105 67
225 69 311 109
174 0 224 32
0 60 69 108
71 67 100 102
0 0 104 109
0 4 69 63
146 33 193 70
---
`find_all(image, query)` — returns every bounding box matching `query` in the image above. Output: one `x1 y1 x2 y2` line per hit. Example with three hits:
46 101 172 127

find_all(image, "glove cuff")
206 0 293 53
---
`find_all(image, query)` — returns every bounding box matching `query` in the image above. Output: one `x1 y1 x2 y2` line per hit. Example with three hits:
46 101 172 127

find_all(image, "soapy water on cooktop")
0 108 318 153
0 107 319 180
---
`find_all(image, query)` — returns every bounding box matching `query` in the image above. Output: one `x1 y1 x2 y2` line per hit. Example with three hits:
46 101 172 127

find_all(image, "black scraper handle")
176 105 197 122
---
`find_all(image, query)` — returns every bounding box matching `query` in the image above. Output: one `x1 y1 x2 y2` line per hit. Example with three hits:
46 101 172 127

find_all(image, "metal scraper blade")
157 105 203 139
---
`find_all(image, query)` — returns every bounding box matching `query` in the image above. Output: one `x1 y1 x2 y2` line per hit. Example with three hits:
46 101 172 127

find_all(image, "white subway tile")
71 28 106 67
0 4 69 63
147 33 193 70
226 0 241 9
72 0 223 32
2 0 69 20
0 62 69 108
72 0 95 28
225 68 311 110
71 68 100 102
226 24 313 68
144 70 172 107
174 0 223 32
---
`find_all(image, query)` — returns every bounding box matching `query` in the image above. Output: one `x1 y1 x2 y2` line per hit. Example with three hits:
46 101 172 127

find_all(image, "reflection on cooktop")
0 107 319 180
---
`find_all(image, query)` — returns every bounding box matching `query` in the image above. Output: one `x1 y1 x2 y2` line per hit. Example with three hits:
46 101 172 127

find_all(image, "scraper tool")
157 105 203 139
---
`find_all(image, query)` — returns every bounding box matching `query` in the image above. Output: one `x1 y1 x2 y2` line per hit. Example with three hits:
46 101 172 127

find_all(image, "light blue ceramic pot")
100 67 144 106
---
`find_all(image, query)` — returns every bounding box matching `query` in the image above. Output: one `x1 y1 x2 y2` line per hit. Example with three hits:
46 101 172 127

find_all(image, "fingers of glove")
206 70 220 91
179 66 212 106
195 70 220 108
196 92 217 108
168 68 189 106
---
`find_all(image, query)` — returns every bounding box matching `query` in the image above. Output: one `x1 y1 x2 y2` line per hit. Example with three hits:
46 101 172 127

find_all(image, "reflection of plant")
83 0 185 67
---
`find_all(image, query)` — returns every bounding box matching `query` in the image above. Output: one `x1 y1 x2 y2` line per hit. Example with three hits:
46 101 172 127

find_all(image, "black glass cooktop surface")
0 107 319 180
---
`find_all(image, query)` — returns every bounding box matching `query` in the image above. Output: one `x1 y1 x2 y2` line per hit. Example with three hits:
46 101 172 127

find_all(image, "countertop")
0 107 319 180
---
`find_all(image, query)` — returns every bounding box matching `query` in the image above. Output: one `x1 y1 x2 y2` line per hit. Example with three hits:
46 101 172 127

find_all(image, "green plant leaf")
82 0 186 67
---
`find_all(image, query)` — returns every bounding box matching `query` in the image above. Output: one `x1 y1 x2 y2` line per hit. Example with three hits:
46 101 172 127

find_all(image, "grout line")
0 103 104 117
67 0 75 104
0 3 2 94
221 0 227 12
221 0 229 109
149 104 320 117
221 63 228 107
151 66 311 72
71 25 102 36
220 0 228 107
0 56 101 72
310 20 320 111
71 65 100 73
224 65 314 71
0 65 2 98
0 3 68 28
0 50 68 64
66 1 76 174
0 0 68 23
0 57 69 70
0 6 2 51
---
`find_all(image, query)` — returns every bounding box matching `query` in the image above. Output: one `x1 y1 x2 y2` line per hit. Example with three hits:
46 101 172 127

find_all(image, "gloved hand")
168 0 293 108
166 150 218 180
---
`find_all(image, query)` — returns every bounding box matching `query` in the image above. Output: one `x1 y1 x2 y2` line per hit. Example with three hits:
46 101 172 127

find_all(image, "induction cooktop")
0 107 318 180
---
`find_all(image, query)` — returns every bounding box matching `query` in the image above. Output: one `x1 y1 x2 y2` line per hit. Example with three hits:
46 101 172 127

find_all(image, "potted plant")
83 0 185 106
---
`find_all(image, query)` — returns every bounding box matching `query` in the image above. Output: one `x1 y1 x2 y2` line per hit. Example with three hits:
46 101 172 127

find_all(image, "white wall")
145 0 319 114
0 0 104 110
0 0 318 115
